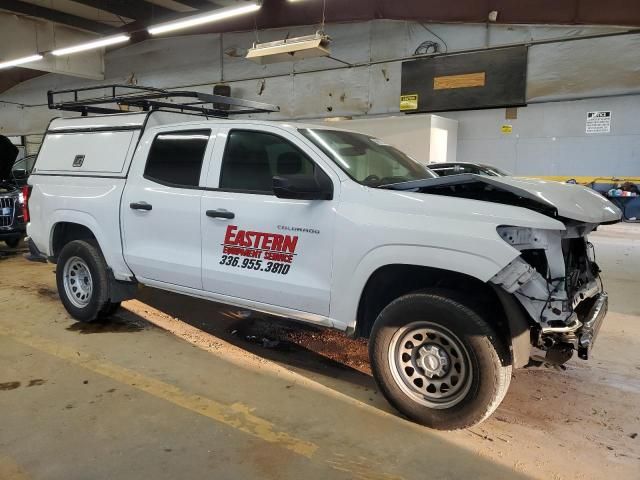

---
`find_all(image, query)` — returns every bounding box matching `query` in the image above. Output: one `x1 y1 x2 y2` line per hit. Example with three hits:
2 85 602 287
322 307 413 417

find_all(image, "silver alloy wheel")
63 256 93 308
388 321 472 409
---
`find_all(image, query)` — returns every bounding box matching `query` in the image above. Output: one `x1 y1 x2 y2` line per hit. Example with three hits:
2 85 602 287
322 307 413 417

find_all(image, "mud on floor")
230 315 371 374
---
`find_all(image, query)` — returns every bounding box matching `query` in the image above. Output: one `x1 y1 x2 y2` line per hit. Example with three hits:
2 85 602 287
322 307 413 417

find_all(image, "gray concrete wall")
1 20 638 176
446 96 640 176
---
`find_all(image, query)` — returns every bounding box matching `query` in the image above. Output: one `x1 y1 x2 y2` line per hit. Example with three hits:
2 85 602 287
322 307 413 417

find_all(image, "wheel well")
51 222 97 261
355 264 510 340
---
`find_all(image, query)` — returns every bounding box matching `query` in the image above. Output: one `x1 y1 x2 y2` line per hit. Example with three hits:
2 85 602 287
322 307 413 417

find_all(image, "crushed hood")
383 174 621 224
0 135 19 182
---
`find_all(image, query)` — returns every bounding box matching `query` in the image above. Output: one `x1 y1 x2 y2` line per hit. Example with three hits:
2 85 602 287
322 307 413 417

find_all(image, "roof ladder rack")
47 84 280 117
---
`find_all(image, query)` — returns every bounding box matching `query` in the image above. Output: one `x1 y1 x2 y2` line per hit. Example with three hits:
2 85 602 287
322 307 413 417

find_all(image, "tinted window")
431 164 480 176
219 130 315 193
478 165 509 176
144 130 210 187
457 164 480 174
430 165 457 176
12 155 36 175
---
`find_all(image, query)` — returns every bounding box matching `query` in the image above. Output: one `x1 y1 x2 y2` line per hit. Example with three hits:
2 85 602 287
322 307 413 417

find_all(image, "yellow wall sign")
501 124 513 134
400 94 418 111
433 72 486 90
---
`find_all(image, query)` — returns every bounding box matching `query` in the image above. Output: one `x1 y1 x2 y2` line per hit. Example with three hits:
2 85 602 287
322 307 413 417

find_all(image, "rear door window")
144 130 210 187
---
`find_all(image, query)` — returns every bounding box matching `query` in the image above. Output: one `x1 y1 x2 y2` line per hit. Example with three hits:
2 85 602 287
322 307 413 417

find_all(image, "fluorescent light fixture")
246 32 330 64
51 34 130 56
0 54 43 70
148 3 260 35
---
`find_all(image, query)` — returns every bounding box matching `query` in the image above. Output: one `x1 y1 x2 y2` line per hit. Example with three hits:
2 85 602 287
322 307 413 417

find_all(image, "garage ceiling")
2 0 639 37
1 0 639 94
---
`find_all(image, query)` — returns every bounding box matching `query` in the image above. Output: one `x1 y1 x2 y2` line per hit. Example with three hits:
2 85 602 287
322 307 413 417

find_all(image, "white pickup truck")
26 87 621 430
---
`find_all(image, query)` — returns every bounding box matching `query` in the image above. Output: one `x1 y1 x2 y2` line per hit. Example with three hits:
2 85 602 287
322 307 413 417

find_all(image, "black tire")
4 238 20 248
369 290 511 430
56 240 111 323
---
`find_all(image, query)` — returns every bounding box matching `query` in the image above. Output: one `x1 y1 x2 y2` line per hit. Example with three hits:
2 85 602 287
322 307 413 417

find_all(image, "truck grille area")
0 196 16 227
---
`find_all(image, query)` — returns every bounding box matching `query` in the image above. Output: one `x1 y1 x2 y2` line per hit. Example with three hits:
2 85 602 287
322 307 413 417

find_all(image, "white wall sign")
586 111 611 134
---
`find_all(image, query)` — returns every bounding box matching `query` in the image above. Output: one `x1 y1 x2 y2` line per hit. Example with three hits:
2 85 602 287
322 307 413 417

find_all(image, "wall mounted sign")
400 94 419 111
585 111 611 134
433 72 486 90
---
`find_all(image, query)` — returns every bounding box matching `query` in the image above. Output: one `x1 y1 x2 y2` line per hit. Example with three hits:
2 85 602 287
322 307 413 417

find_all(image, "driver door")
201 126 339 316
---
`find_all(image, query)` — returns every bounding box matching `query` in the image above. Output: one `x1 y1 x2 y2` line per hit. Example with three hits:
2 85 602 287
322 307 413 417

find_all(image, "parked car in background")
430 162 510 177
0 136 30 248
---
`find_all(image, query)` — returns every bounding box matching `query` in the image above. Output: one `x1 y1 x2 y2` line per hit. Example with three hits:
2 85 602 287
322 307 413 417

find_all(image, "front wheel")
369 290 511 430
56 240 111 322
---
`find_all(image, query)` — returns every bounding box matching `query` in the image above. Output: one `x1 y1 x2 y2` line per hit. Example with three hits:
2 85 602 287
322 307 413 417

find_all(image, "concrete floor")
1 224 639 479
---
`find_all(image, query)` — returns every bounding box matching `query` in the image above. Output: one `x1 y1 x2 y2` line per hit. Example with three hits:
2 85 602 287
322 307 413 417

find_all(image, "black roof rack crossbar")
47 84 280 117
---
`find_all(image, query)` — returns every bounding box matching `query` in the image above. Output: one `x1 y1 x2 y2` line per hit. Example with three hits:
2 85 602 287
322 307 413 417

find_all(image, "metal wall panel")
107 34 223 88
527 34 640 102
446 95 640 176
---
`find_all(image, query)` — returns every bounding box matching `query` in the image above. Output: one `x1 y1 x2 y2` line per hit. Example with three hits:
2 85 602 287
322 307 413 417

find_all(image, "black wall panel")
400 46 528 113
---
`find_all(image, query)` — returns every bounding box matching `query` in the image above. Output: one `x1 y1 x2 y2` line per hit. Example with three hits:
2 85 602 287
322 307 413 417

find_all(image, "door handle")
206 209 235 219
130 201 152 211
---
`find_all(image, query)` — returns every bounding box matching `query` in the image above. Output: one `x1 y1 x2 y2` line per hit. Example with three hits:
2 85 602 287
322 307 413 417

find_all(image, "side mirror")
272 174 333 200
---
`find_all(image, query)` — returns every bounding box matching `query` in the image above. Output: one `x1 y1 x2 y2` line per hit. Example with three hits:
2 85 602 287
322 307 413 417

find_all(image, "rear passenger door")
201 126 339 317
122 127 216 289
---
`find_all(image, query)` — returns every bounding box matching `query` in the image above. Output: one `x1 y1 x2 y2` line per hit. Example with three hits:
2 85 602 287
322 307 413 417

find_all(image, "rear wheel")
369 290 511 430
56 240 110 322
4 238 20 248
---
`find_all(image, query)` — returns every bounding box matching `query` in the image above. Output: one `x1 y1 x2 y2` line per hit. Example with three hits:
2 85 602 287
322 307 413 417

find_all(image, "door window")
144 130 210 187
219 130 316 193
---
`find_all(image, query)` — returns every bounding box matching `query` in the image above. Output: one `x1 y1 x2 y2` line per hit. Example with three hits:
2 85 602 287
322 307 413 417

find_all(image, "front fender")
330 244 520 331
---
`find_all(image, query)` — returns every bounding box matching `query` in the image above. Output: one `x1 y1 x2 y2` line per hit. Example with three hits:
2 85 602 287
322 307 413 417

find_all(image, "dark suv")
0 136 31 248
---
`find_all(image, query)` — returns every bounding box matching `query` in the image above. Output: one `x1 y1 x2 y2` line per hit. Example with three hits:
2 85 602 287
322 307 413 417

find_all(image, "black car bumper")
0 224 26 241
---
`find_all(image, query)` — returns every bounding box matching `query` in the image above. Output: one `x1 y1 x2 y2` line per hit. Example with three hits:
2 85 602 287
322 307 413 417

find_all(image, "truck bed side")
27 114 146 281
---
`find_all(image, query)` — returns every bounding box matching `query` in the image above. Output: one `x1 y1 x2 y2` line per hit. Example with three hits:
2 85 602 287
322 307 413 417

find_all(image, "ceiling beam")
0 0 112 33
70 0 175 21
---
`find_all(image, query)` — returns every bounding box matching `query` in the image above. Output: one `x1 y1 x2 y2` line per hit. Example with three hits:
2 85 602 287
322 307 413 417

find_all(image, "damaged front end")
491 223 608 364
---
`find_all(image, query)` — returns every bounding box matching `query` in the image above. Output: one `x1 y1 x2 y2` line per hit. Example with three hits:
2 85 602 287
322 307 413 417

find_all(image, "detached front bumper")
576 292 608 360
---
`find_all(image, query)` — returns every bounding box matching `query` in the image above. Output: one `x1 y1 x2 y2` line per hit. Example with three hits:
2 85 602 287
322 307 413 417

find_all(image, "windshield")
300 128 437 186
